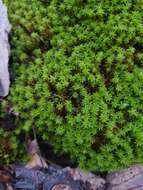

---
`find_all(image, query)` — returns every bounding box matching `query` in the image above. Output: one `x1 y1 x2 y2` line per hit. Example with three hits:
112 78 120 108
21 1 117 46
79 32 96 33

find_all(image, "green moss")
1 0 143 171
0 127 25 164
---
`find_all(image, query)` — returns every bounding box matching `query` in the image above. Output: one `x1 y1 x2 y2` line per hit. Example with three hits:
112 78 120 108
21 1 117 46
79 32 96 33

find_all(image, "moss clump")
2 0 143 171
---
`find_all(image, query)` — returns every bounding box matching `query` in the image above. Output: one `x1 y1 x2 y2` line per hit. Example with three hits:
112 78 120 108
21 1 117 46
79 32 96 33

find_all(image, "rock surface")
2 164 143 190
64 167 106 190
106 165 143 190
0 0 11 97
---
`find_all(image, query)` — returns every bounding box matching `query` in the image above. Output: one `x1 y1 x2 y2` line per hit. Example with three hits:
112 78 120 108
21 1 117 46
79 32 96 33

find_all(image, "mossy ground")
1 0 143 171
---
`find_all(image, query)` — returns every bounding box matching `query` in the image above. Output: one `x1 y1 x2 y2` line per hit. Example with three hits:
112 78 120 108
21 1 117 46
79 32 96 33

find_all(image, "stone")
64 167 106 190
52 185 72 190
14 165 82 190
0 0 11 97
106 165 143 190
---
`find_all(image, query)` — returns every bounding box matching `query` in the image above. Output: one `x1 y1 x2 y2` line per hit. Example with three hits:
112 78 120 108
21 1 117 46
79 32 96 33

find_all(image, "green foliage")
2 0 143 171
0 127 26 164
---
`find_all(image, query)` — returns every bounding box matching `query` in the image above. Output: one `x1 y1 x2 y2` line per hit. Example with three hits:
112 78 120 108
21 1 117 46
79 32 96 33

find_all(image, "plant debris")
26 139 48 169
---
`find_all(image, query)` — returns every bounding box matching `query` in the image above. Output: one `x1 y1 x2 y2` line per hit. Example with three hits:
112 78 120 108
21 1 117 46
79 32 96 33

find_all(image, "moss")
1 0 143 171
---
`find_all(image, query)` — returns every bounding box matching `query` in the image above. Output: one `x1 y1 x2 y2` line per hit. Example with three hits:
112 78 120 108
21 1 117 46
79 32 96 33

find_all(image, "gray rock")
64 167 106 190
106 165 143 190
0 0 11 97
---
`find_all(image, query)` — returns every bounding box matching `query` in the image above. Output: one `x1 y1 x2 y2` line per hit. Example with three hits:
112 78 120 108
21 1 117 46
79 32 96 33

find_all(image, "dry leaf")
0 170 12 183
5 183 13 190
26 139 48 169
26 153 48 169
